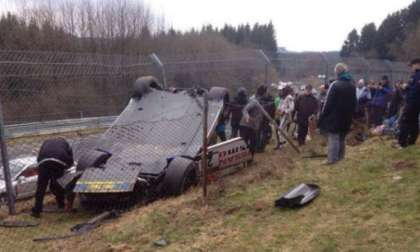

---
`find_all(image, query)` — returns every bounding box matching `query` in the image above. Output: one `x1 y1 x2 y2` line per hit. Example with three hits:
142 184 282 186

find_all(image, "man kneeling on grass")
318 63 357 165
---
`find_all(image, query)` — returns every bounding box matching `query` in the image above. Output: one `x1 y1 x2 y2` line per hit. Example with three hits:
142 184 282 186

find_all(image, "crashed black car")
60 77 252 205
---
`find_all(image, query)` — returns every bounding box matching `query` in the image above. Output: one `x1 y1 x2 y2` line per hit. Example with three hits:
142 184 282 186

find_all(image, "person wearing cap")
319 63 357 165
369 75 392 127
398 58 420 148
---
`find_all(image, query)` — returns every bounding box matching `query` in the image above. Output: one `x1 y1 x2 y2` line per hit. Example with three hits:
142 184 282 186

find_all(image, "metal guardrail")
4 116 117 139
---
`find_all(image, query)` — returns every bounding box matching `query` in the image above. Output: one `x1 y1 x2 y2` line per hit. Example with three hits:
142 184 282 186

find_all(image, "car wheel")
161 158 198 197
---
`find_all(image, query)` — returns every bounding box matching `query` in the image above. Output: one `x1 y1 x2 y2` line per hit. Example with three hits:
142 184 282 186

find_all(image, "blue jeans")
328 133 347 163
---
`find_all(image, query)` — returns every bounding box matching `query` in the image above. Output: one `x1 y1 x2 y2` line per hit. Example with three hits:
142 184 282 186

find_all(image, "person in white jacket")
274 85 295 149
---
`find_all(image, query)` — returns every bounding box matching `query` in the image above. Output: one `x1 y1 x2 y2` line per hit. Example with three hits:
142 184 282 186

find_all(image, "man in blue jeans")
318 63 357 165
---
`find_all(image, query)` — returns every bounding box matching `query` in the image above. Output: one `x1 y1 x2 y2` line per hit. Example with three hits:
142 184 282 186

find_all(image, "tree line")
0 0 277 55
340 0 420 60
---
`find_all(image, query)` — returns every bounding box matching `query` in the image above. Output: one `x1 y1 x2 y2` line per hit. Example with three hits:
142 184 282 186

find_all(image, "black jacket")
230 90 248 128
294 94 318 123
405 70 420 108
37 138 74 169
319 78 357 134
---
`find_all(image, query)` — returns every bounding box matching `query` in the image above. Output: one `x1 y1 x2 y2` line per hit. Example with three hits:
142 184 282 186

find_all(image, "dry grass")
1 135 420 252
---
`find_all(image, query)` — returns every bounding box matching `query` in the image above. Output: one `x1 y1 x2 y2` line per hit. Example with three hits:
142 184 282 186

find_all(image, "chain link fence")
0 49 272 250
275 53 412 87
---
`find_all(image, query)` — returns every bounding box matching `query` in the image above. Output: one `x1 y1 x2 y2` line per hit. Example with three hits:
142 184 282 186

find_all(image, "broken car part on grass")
275 183 320 208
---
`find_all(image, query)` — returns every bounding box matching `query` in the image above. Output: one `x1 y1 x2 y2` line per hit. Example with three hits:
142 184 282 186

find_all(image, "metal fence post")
384 60 394 84
149 53 167 89
360 57 371 81
0 98 16 215
320 52 329 84
258 50 272 85
202 93 208 199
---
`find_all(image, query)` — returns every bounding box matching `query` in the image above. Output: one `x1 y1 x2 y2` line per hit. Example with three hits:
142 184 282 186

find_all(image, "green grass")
1 137 420 252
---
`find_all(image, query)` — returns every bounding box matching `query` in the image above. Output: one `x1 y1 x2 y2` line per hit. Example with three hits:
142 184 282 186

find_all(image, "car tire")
161 158 198 197
76 149 111 172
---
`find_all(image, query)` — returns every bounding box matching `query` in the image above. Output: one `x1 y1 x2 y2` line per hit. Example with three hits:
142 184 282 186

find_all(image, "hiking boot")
322 161 337 166
30 211 41 218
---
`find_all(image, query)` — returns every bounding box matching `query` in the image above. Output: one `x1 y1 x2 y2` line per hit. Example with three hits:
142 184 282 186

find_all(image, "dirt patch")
393 160 416 171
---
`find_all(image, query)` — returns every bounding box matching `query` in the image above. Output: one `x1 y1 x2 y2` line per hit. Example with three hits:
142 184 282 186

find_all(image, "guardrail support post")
0 98 16 215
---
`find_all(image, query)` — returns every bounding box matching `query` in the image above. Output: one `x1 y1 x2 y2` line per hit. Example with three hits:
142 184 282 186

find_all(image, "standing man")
240 85 266 157
294 84 318 146
31 138 74 218
319 63 357 165
229 87 248 138
369 76 392 127
398 58 420 148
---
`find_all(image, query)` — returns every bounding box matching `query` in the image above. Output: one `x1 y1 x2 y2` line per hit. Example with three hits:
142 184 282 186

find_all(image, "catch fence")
0 48 273 250
275 53 412 87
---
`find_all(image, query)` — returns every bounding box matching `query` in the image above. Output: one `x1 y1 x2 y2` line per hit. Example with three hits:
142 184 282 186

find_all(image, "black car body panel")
73 87 223 194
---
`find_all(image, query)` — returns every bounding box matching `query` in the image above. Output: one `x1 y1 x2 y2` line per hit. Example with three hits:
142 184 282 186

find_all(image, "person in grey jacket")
240 85 266 156
318 63 357 165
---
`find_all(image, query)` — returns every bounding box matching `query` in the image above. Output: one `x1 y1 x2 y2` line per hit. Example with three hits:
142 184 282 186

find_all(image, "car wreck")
59 76 252 206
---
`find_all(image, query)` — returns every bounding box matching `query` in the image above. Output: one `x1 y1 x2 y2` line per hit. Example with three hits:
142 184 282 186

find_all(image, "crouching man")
31 138 74 218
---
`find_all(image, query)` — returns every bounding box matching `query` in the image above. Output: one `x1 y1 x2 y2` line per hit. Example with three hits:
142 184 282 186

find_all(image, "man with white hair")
318 63 357 165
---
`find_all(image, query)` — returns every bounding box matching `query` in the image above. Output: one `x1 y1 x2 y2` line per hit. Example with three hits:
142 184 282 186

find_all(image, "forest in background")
0 0 278 124
340 0 420 61
0 0 277 55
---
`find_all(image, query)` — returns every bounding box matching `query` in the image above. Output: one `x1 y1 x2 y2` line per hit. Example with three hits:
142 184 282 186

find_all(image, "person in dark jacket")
229 87 248 138
256 90 275 152
240 85 266 156
398 58 420 148
388 80 406 119
319 63 357 165
294 84 318 146
31 138 74 218
369 75 392 127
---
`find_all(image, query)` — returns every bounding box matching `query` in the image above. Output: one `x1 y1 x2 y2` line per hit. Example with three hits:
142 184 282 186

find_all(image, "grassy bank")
1 137 420 251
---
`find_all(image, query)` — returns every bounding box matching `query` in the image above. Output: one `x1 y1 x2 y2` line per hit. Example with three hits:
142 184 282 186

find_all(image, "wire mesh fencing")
276 52 412 87
0 49 270 250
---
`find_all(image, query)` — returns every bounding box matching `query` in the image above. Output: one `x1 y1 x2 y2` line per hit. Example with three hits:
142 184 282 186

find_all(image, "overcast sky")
145 0 413 52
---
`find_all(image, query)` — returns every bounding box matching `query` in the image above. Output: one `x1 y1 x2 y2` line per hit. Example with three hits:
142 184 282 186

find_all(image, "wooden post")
255 101 300 154
202 94 209 199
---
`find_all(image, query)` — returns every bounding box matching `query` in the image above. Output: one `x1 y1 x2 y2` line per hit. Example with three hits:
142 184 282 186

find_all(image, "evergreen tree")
358 23 377 53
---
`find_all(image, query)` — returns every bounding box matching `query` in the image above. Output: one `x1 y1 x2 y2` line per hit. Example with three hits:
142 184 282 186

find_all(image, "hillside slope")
6 136 420 252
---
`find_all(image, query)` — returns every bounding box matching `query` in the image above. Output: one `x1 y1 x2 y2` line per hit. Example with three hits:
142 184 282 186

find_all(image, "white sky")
145 0 414 52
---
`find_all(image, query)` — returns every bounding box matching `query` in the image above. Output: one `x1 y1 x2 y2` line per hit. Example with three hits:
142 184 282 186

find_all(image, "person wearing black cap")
398 58 420 148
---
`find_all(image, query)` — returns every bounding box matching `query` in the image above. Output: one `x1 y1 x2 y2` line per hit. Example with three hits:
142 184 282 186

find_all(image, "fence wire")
0 49 270 250
276 53 412 87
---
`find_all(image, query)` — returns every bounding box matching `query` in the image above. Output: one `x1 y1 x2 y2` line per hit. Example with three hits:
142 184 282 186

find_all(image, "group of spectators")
353 58 420 149
219 58 420 165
